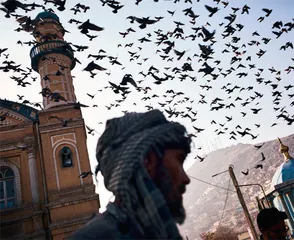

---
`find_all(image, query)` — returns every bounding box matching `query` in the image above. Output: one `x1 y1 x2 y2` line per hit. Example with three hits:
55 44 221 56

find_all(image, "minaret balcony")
30 40 75 71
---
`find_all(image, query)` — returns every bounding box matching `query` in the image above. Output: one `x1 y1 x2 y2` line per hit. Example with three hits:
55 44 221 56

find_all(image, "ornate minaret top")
278 138 293 162
30 11 76 109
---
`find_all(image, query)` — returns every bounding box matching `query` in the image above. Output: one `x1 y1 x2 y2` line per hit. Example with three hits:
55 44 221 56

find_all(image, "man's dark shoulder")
70 210 123 239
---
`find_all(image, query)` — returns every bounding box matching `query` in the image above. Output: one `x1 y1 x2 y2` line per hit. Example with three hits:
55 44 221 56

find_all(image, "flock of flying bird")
0 0 293 177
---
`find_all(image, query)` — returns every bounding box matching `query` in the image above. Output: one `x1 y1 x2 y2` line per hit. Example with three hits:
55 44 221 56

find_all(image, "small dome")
35 11 60 22
271 159 294 187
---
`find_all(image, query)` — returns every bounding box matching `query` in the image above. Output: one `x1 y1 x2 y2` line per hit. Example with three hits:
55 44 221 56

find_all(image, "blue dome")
271 159 294 187
35 11 60 22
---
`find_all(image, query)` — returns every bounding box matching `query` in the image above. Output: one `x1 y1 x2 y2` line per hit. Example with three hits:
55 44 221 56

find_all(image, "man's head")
257 207 288 240
95 109 192 238
144 143 191 224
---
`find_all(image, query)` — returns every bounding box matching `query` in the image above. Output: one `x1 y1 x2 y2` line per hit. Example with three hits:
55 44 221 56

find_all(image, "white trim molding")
27 150 40 204
51 133 76 147
52 141 83 191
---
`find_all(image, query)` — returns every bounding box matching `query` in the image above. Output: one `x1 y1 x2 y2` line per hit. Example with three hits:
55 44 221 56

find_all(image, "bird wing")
16 15 29 24
261 152 265 160
262 8 270 14
78 20 88 30
121 74 137 87
135 17 148 24
173 49 182 56
121 74 130 85
78 172 86 178
49 115 62 121
87 22 104 31
94 63 107 71
108 81 118 88
74 58 81 64
145 19 157 24
205 5 214 12
86 125 92 131
74 102 89 108
123 75 137 87
56 94 67 102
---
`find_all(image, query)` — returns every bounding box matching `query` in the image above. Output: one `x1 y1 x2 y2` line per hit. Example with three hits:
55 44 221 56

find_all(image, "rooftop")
35 11 60 22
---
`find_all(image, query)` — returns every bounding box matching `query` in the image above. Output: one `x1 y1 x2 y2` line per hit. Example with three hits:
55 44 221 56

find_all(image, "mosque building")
0 12 99 239
258 138 294 238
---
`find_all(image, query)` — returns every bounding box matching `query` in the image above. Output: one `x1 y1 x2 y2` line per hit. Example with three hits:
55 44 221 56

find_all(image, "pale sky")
0 0 293 211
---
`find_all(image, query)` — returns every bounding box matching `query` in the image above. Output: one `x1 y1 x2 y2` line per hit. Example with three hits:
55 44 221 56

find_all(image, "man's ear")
144 149 158 178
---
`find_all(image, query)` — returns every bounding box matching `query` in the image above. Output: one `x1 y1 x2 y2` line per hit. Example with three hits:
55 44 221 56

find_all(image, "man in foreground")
257 207 290 240
71 109 192 239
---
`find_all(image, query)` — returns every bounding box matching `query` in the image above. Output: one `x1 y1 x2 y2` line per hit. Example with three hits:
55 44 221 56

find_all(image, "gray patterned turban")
95 109 191 239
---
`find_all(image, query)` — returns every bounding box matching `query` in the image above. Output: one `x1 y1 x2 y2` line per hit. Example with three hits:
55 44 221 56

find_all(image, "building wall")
0 106 100 239
0 121 46 239
37 105 99 239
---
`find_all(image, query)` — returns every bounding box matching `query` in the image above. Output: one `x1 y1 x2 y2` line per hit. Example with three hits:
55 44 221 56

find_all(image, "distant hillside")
179 134 294 240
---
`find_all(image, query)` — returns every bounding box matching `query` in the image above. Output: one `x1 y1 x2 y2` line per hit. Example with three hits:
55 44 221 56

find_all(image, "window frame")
0 167 16 210
59 146 73 168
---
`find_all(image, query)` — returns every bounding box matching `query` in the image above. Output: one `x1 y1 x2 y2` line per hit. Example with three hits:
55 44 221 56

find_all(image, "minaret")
30 11 76 109
28 12 99 239
278 138 293 161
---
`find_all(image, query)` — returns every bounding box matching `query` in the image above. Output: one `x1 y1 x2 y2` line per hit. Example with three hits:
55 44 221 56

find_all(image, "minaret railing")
30 40 74 59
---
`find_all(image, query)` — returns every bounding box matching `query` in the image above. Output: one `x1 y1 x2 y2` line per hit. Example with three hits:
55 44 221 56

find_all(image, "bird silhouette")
205 5 219 17
262 8 272 17
197 155 206 162
107 2 124 14
78 170 93 178
78 20 104 34
120 74 137 87
86 125 95 135
260 152 266 161
84 61 107 73
241 169 249 176
254 164 263 169
254 143 264 150
48 116 73 127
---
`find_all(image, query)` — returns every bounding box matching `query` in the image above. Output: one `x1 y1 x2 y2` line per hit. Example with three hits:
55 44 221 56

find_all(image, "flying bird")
86 125 95 135
84 61 107 73
204 5 219 17
78 20 104 34
260 152 266 161
262 8 272 17
254 143 264 150
254 164 263 169
78 170 93 178
48 116 73 127
241 169 249 176
197 155 206 162
120 74 137 87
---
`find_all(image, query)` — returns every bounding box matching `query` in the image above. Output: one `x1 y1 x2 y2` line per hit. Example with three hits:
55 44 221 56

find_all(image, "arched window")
0 167 16 210
60 146 73 167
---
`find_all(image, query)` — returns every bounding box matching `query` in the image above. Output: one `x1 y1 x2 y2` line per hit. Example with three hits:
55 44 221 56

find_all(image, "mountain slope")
179 134 294 239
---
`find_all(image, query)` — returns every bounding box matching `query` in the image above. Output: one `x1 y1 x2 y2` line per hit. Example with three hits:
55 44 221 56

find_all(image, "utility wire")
188 175 235 192
216 178 231 232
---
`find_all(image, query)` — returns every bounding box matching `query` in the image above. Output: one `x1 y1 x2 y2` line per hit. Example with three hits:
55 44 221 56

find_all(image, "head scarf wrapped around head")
96 109 191 239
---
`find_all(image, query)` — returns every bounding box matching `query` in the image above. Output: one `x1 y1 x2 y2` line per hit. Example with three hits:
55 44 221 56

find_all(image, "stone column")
27 143 40 204
277 194 294 232
284 192 294 212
